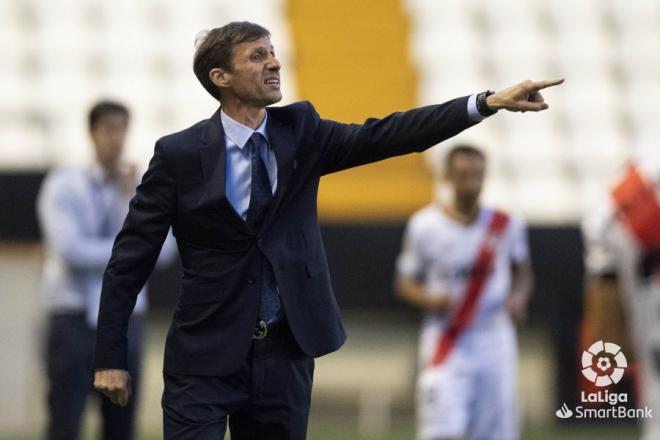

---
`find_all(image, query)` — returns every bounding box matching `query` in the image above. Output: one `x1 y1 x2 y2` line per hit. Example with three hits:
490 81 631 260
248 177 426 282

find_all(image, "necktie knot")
248 132 265 156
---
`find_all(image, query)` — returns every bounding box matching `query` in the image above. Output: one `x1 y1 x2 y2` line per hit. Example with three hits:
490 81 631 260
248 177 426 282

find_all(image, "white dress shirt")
37 162 176 327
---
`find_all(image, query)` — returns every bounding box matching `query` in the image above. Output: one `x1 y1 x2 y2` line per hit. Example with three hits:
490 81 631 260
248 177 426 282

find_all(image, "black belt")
253 320 289 340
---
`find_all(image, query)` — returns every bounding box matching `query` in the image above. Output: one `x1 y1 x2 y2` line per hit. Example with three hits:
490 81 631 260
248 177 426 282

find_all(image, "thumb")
518 101 549 112
118 377 131 407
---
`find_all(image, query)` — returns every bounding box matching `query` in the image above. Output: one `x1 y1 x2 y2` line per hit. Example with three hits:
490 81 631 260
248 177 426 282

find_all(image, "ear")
209 67 231 91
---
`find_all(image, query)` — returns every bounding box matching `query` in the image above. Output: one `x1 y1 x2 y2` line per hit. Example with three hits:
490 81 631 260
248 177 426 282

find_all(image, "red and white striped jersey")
397 205 529 364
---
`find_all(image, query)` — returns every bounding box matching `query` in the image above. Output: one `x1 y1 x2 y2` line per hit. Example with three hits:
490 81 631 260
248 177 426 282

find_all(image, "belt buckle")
253 320 268 340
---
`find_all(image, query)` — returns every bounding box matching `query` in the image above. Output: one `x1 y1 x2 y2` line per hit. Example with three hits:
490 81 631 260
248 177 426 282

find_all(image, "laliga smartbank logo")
581 340 626 387
555 340 653 420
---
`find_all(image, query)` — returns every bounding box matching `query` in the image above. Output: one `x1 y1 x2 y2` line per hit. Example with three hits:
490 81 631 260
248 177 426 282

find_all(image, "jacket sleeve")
308 96 479 175
94 140 177 370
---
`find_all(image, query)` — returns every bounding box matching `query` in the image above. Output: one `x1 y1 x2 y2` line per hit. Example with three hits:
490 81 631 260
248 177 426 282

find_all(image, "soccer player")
395 144 533 440
582 155 660 440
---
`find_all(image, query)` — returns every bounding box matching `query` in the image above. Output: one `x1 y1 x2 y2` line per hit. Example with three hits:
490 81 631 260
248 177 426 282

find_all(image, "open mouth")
264 77 280 87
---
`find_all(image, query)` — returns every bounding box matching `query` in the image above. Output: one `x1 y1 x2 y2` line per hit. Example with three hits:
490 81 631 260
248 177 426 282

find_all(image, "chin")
266 93 282 105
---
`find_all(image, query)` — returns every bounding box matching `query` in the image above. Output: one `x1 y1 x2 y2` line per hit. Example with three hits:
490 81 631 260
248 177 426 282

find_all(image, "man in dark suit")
93 21 562 439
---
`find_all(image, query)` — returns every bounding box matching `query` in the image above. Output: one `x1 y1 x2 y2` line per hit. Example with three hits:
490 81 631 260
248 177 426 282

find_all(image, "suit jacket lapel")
199 107 250 233
262 110 296 230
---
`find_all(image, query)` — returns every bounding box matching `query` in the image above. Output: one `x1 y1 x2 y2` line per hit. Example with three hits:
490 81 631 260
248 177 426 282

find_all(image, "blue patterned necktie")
246 132 281 322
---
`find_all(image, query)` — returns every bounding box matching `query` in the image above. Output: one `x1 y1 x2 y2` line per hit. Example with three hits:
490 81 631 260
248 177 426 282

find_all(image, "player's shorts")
416 317 518 440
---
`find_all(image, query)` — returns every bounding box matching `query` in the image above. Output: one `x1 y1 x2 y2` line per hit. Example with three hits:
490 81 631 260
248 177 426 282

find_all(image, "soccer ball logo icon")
581 340 627 387
597 357 611 372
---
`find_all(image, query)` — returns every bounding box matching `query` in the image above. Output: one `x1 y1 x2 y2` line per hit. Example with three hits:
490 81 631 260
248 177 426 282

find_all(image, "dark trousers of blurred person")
45 313 143 440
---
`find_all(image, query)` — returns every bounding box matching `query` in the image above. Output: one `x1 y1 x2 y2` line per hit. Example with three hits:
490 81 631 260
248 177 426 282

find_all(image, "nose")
267 55 281 71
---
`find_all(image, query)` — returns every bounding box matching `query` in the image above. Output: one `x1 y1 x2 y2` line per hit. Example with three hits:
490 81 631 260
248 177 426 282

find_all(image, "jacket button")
247 277 255 285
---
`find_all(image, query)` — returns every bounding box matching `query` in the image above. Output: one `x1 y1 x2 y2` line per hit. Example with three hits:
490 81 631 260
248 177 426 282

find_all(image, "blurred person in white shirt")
395 144 533 440
582 155 660 440
37 100 175 440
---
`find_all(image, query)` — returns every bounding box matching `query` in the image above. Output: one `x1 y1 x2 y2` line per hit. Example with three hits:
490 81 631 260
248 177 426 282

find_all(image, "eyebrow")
251 44 274 52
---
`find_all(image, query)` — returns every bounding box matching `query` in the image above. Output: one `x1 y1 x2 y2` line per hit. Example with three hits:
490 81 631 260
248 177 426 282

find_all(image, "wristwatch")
476 90 497 117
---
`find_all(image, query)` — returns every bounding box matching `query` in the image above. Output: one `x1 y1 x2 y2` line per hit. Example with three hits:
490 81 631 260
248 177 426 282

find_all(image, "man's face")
446 153 486 202
91 112 128 170
224 36 282 106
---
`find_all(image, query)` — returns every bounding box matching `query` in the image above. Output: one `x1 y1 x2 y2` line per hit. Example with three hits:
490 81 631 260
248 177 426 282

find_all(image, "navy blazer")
94 97 478 376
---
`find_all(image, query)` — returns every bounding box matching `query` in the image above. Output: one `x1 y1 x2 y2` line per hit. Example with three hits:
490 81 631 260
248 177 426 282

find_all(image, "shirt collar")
220 109 269 151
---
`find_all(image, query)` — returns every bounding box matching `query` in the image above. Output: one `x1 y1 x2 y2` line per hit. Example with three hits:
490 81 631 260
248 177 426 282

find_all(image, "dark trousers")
162 325 315 439
45 312 143 440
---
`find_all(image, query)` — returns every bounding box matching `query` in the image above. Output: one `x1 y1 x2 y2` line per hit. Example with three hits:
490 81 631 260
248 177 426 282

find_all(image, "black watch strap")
476 90 497 117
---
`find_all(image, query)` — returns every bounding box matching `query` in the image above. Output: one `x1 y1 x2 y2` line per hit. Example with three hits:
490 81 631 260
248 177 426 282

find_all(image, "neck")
443 196 480 224
220 98 267 129
98 161 119 180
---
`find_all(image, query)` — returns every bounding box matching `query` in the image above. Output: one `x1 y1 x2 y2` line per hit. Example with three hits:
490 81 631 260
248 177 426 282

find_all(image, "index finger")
529 78 565 91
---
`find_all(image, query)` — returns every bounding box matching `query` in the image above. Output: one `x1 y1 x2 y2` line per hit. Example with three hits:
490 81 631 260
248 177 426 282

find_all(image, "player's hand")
506 293 529 325
486 78 564 113
94 369 132 406
425 294 452 315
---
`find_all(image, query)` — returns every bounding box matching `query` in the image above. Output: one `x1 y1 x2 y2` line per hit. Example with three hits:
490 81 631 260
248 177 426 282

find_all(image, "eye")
251 52 263 61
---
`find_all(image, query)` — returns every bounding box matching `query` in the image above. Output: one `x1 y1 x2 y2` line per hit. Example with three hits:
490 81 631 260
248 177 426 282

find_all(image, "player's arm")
310 79 563 175
395 276 451 314
505 217 534 324
93 140 177 406
583 274 631 354
394 219 451 315
507 259 534 324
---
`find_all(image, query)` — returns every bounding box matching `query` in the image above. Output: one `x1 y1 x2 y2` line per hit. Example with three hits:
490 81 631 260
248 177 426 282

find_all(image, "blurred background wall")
1 0 658 438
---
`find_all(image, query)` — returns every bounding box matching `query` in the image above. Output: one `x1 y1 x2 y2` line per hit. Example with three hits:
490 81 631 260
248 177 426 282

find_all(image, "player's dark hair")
88 100 129 131
444 144 486 172
193 21 271 101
